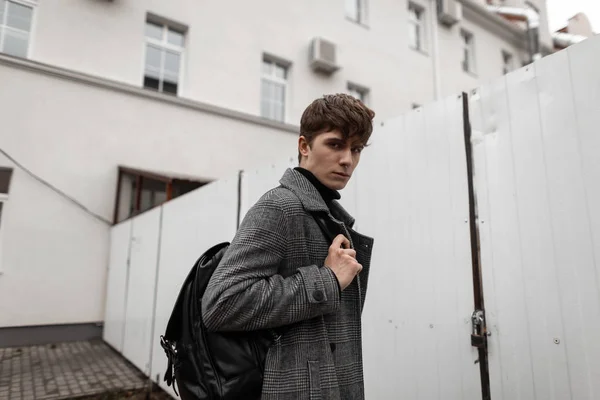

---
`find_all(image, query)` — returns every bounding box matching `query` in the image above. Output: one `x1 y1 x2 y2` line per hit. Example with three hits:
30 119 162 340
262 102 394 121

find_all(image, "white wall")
0 58 297 328
0 153 110 328
28 0 536 121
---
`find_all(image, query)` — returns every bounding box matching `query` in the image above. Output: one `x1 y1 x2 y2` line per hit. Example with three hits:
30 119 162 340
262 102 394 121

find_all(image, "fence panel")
103 220 132 352
357 94 481 399
121 208 162 375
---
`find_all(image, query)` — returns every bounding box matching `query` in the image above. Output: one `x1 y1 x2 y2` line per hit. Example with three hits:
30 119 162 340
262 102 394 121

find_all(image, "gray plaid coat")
202 168 374 400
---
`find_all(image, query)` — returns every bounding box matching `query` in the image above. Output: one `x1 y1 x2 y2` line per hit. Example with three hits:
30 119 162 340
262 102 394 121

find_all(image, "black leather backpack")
160 214 336 400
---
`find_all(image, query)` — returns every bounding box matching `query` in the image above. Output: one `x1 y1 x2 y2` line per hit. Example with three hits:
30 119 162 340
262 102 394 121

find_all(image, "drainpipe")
487 5 541 62
552 32 587 49
431 0 442 100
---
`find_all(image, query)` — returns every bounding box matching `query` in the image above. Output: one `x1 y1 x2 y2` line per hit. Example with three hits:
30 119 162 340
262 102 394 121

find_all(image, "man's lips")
333 172 350 178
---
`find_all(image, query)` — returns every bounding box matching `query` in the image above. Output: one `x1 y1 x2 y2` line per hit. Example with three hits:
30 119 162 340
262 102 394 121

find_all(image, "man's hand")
324 234 362 291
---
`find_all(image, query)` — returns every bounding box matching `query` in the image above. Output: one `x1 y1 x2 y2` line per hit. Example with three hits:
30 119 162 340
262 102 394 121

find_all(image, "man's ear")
298 136 310 157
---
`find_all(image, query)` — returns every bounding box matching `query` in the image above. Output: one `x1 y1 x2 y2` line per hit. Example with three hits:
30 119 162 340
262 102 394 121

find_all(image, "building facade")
0 0 553 341
1 0 553 121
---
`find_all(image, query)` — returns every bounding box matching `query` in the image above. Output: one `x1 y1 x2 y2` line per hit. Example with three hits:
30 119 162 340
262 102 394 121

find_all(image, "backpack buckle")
160 335 178 395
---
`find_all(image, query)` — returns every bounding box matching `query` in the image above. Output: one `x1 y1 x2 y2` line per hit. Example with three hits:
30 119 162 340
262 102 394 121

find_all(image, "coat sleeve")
201 195 341 332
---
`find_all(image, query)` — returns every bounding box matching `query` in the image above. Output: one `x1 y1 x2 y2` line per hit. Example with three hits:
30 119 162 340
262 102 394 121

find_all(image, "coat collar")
279 168 355 227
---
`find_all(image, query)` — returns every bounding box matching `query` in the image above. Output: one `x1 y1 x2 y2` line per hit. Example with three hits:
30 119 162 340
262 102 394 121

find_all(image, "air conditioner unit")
309 37 340 74
437 0 462 27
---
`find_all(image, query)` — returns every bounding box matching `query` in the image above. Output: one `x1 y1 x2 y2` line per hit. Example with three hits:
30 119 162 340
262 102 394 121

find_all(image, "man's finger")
331 234 350 249
341 249 357 258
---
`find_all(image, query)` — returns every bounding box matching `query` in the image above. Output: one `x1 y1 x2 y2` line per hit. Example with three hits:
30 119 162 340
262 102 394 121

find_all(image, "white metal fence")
355 94 480 398
471 36 600 399
104 35 600 399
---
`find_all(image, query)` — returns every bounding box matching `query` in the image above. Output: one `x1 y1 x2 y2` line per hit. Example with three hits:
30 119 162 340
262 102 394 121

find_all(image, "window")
0 0 34 58
408 3 425 51
346 0 367 25
347 83 369 104
114 167 206 223
143 20 185 95
502 50 514 74
461 29 476 74
261 58 288 122
0 168 12 234
0 168 10 273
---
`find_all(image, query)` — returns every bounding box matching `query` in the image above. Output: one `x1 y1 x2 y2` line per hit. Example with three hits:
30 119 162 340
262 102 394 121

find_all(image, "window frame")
408 2 426 52
142 19 186 96
347 82 370 105
0 193 8 233
345 0 368 26
0 196 5 274
460 29 476 74
502 50 514 75
0 167 13 275
260 57 289 123
0 0 36 58
113 166 206 224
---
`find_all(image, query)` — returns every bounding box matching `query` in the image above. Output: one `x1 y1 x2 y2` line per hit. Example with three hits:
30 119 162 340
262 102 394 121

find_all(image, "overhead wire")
0 147 112 225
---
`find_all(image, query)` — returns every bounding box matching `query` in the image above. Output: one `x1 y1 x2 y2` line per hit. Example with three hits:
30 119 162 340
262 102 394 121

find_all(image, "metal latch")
471 309 486 348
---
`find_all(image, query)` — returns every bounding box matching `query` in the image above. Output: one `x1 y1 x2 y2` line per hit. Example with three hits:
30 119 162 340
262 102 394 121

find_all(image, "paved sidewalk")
0 340 147 400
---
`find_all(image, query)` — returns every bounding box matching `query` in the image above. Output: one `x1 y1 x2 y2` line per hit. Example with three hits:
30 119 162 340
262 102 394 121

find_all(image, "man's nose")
340 148 353 166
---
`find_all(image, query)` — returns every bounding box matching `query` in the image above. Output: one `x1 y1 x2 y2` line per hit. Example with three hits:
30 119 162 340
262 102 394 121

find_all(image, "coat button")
312 290 325 302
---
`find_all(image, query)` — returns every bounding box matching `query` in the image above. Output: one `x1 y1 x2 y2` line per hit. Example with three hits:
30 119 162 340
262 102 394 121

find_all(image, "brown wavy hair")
298 94 375 163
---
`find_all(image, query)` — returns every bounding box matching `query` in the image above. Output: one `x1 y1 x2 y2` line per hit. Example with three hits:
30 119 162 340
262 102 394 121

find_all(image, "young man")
202 94 375 399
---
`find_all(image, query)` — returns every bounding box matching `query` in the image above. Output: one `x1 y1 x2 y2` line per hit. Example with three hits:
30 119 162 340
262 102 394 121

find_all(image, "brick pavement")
0 340 147 400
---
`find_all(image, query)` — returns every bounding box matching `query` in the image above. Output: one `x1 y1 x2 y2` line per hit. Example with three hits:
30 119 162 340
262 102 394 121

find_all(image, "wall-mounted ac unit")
437 0 462 27
309 37 340 74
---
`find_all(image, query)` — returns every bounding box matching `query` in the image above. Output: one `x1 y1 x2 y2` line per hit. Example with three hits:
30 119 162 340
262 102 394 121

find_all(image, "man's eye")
329 143 340 149
353 147 364 153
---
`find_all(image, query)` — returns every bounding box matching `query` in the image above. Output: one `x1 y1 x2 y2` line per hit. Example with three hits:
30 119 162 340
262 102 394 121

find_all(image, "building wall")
438 12 526 96
0 57 297 328
27 0 538 122
0 0 551 330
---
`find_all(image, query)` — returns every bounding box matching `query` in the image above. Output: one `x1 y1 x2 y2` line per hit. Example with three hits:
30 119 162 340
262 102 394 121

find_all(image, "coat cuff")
298 265 341 313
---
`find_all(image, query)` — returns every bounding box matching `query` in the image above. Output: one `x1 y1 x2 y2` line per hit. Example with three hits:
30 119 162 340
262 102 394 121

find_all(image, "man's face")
298 129 365 191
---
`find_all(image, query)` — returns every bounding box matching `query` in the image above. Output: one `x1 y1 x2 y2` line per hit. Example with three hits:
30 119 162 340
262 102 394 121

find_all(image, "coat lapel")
279 168 356 228
279 168 329 213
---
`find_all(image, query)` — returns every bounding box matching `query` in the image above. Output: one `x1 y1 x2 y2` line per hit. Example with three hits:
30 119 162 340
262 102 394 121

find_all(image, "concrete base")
0 322 103 348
